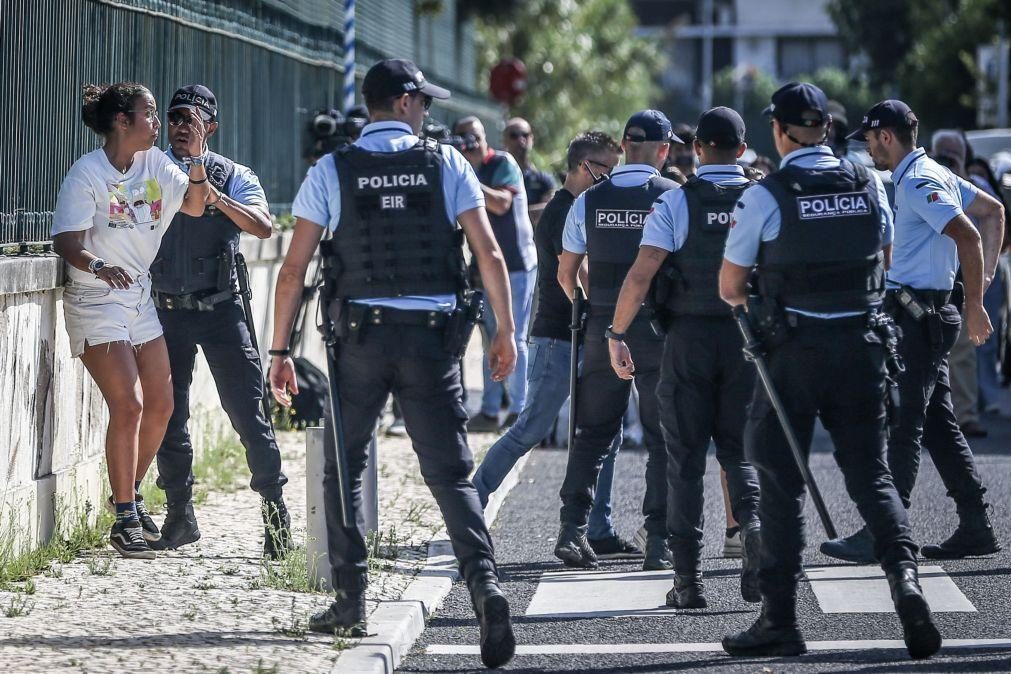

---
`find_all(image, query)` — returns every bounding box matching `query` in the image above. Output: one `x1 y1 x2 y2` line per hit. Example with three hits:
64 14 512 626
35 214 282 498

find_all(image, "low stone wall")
0 232 324 556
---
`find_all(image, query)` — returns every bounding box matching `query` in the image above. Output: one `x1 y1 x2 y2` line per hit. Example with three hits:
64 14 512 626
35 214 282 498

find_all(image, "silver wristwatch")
88 258 106 275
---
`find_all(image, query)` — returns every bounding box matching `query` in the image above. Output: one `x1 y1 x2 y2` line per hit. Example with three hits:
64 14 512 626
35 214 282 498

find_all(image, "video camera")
420 119 479 153
304 105 370 162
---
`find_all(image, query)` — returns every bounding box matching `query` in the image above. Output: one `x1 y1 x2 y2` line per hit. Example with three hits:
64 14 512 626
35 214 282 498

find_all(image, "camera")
304 105 370 162
420 118 478 153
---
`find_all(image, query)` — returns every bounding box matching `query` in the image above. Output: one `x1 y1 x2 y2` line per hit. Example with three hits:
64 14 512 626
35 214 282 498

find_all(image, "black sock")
134 480 142 496
115 502 137 523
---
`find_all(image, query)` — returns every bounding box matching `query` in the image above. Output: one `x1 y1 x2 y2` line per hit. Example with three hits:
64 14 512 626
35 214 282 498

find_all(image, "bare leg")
721 468 738 528
80 341 144 504
134 336 174 482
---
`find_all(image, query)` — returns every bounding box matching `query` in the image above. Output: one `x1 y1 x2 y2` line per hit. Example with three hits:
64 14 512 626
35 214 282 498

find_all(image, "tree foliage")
828 0 1011 131
474 0 660 171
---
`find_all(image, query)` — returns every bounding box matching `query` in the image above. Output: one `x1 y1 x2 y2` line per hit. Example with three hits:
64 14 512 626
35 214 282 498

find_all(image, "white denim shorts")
62 273 163 358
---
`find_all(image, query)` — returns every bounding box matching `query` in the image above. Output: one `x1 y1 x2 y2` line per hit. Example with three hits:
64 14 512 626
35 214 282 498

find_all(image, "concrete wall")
0 232 324 556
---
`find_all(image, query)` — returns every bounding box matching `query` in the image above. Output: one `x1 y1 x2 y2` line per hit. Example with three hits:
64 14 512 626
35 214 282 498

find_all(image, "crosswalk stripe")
806 565 976 613
425 639 1011 656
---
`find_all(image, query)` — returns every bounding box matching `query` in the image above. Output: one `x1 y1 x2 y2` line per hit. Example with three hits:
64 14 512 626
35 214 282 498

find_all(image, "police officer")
151 85 290 556
822 100 1004 563
554 110 681 571
268 59 517 669
608 107 761 608
719 83 940 660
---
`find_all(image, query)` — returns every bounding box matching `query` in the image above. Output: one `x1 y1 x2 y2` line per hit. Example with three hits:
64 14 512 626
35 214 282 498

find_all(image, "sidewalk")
0 424 495 673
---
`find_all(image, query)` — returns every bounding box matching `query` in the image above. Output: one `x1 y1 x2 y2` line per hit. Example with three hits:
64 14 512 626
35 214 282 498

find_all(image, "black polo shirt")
531 188 576 340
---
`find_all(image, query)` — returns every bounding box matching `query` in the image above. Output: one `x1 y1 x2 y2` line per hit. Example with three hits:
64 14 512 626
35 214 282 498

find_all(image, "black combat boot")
740 522 762 603
921 504 1001 559
309 591 368 637
468 571 516 669
642 535 673 571
887 561 942 659
554 524 598 569
723 592 807 657
262 497 293 560
149 501 200 551
666 573 706 609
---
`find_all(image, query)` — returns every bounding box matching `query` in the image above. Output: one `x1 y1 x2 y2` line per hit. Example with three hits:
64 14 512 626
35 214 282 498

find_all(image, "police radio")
896 285 929 321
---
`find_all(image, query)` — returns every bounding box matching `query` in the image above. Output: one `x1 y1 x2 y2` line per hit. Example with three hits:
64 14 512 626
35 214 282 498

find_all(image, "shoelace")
123 524 147 547
135 500 152 520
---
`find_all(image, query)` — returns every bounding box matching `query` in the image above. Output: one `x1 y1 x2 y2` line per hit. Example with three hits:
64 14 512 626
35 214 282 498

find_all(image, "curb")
331 447 534 673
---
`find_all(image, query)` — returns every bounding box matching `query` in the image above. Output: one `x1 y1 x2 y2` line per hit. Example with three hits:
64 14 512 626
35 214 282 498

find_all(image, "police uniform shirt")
640 164 751 252
167 148 268 209
562 164 665 254
291 120 484 311
888 147 979 290
723 145 894 318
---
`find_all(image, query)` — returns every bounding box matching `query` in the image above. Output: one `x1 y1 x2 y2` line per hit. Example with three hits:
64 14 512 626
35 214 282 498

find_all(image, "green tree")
474 0 660 171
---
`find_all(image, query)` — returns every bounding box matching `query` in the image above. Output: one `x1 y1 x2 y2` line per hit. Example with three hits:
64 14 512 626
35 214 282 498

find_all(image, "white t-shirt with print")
51 147 190 288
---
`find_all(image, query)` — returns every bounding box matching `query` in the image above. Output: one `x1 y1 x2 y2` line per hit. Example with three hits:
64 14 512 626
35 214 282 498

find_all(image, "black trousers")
322 321 495 594
559 311 668 537
157 299 287 504
657 316 760 570
745 319 916 596
886 302 986 511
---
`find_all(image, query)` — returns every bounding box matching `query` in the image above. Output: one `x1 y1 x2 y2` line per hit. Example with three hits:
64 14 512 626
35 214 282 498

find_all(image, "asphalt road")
401 393 1011 673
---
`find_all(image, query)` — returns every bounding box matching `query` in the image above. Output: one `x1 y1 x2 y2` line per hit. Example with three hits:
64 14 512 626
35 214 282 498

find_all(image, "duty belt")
152 289 234 311
785 311 873 328
885 288 951 310
350 304 449 330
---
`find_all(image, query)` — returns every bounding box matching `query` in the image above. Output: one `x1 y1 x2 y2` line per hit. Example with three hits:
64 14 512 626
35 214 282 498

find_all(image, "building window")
777 38 844 78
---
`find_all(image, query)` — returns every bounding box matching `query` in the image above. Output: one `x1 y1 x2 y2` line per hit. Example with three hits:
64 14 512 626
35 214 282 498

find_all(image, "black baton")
322 314 355 529
568 287 585 450
235 253 274 428
732 305 838 539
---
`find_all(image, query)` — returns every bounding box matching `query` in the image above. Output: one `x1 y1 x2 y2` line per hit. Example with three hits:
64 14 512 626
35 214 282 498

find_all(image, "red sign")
489 58 528 106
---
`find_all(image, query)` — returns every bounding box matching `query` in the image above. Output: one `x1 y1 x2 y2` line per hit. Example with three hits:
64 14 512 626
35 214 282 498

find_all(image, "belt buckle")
369 306 383 325
427 311 440 328
164 296 175 310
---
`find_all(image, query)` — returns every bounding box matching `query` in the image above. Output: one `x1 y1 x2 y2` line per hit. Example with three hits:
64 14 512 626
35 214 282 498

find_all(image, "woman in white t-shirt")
52 82 210 559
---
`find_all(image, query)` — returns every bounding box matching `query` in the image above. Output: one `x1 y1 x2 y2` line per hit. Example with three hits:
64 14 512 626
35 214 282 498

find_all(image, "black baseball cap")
846 99 919 141
362 59 451 101
169 85 217 119
623 109 683 143
696 106 746 149
762 82 829 127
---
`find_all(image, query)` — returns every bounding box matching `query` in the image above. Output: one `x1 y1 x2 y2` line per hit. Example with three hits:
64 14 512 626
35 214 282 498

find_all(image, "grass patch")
0 500 113 590
254 543 327 594
192 433 249 496
3 593 34 618
271 596 308 640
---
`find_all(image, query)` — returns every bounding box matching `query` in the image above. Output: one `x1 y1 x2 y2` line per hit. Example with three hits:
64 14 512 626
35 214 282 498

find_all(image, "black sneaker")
109 518 155 560
468 413 502 433
150 502 200 551
262 497 293 560
588 534 644 559
106 496 160 542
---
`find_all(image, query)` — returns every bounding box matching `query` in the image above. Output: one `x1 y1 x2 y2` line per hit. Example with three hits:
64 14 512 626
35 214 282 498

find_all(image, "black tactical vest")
757 160 885 313
662 175 752 317
476 152 531 271
323 139 467 300
585 174 679 308
152 151 237 295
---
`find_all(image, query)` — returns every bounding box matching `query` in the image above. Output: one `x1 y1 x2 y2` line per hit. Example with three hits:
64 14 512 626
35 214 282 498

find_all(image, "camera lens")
312 113 338 137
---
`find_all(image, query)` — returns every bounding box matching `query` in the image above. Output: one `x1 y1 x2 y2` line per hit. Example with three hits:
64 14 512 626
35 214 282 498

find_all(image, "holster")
217 246 236 293
746 295 791 350
868 311 905 426
444 289 484 358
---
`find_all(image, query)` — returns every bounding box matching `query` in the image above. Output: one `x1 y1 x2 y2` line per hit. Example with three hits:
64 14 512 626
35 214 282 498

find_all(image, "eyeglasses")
582 160 612 183
127 108 159 123
167 109 213 126
508 130 531 139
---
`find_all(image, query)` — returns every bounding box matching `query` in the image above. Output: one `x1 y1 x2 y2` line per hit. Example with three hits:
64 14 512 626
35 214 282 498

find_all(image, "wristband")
188 177 208 185
604 326 626 341
268 348 291 357
184 155 205 166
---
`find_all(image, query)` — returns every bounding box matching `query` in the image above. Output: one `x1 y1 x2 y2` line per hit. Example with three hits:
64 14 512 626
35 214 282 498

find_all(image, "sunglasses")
582 159 612 184
409 93 433 111
167 109 214 126
508 130 531 139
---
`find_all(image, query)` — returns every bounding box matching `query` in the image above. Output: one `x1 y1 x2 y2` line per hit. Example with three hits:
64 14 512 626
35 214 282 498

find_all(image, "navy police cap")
623 109 683 143
762 82 830 127
169 85 217 120
846 99 919 141
362 59 451 101
696 106 746 149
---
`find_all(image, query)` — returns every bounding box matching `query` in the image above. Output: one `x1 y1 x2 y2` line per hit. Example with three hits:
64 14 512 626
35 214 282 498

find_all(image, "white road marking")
806 565 976 613
425 639 1011 656
523 569 680 618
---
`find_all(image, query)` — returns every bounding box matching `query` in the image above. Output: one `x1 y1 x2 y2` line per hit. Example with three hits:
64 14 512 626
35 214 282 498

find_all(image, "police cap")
362 59 451 101
696 106 746 149
846 99 918 141
763 82 829 128
623 110 683 144
169 84 217 120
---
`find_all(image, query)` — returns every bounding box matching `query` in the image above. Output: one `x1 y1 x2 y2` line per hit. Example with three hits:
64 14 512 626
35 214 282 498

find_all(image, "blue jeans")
473 336 621 539
481 268 537 416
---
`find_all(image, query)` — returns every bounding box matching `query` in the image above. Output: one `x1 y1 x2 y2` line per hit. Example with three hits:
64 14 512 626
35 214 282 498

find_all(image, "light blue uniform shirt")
291 120 485 311
640 164 751 252
167 148 267 208
724 145 894 318
887 148 979 290
562 164 665 254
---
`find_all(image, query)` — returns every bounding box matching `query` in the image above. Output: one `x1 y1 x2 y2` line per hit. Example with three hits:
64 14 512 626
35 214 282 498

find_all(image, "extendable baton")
235 253 274 428
568 288 585 451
